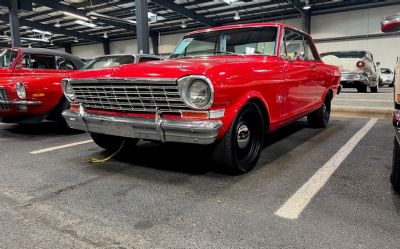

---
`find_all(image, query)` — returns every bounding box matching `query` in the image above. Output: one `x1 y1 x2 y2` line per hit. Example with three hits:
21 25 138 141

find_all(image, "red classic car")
0 48 84 123
62 23 341 174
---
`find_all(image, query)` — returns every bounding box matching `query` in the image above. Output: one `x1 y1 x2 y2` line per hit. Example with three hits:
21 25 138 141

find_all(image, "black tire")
90 133 138 151
212 102 265 175
389 83 394 87
307 95 331 128
357 85 368 93
370 85 378 93
391 137 400 193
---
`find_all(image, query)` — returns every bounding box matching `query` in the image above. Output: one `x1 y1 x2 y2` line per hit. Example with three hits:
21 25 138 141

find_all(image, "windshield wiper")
213 51 243 56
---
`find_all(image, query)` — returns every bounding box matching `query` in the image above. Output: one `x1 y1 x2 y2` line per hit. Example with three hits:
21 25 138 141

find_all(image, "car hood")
70 55 275 80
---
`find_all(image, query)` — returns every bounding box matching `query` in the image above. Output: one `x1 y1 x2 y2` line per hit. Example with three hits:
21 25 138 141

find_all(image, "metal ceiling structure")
0 0 398 51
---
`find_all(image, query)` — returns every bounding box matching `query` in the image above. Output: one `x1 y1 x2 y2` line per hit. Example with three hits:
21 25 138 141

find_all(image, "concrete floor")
0 116 399 249
333 87 393 109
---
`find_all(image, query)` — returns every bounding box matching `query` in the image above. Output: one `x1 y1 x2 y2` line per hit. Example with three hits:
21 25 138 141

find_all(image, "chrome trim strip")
0 100 42 105
69 77 178 84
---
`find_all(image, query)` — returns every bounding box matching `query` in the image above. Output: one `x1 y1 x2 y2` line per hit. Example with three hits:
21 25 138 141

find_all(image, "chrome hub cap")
237 124 250 149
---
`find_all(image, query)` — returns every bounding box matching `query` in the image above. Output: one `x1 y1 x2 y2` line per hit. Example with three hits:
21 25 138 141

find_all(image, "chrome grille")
0 88 9 110
70 78 189 113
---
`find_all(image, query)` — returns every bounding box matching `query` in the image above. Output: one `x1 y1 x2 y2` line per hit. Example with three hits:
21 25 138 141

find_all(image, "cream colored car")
321 50 379 93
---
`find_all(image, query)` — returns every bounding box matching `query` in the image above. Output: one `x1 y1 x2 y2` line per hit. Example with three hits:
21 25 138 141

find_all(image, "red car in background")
0 48 84 123
62 23 341 174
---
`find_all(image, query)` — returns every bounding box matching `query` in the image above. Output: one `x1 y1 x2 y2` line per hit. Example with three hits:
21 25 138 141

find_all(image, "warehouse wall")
66 5 400 68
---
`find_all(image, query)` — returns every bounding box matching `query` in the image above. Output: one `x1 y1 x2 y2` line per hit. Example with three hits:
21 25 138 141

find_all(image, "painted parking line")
275 118 378 220
30 140 93 155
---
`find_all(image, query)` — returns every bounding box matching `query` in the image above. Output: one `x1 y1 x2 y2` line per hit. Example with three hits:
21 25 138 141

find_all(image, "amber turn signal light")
181 111 209 119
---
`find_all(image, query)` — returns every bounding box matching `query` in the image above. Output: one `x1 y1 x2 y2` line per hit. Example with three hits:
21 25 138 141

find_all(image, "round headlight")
15 82 26 100
62 78 76 102
179 76 213 110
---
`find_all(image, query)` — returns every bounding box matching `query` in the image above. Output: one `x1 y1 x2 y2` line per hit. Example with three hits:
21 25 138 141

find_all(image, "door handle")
310 63 317 68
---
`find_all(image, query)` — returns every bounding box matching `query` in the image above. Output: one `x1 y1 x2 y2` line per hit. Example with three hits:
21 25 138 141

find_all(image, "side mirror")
382 13 400 33
293 51 305 61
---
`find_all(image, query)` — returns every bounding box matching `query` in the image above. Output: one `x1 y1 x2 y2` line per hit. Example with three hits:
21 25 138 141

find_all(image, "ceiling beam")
289 0 307 16
151 0 218 27
32 0 137 32
0 15 103 42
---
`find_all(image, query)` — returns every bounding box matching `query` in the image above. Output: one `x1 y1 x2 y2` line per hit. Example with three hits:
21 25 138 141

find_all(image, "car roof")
185 22 310 37
11 47 85 69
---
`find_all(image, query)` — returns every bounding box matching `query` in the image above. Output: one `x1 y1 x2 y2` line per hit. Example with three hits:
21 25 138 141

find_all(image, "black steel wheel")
212 102 264 174
391 137 400 193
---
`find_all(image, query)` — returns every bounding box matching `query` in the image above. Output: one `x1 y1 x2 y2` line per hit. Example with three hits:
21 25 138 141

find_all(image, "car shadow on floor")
99 119 327 176
1 122 85 137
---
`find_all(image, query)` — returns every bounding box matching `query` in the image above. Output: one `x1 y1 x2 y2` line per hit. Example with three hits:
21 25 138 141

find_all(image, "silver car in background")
321 50 380 93
379 68 395 87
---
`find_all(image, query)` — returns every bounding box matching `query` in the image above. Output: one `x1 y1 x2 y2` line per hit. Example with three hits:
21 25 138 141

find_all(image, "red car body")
0 48 84 123
63 23 341 173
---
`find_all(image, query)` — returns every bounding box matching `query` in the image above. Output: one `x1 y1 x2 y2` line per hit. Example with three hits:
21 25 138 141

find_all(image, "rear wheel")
90 133 138 151
391 137 400 193
357 85 368 93
370 85 379 93
307 94 331 128
212 102 264 175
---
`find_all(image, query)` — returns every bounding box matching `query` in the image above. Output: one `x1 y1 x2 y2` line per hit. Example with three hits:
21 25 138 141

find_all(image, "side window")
284 29 305 61
28 54 56 69
56 57 76 70
304 37 316 61
138 57 159 62
17 54 30 68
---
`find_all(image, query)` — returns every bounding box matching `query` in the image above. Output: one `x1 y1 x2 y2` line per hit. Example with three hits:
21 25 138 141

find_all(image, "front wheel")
90 133 138 151
391 137 400 193
212 102 265 175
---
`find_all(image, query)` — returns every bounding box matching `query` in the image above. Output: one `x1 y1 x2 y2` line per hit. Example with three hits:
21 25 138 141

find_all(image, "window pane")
57 57 76 70
284 29 305 61
29 54 56 69
304 38 316 60
171 27 277 58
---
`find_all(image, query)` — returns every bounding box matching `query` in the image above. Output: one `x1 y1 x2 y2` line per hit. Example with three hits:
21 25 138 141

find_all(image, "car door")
303 35 323 104
12 54 57 77
280 28 315 119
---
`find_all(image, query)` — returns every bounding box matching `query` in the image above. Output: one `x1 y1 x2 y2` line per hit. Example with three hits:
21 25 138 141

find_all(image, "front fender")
217 90 270 139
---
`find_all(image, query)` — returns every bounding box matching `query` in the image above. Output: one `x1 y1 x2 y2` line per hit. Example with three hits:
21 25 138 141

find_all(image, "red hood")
70 55 275 80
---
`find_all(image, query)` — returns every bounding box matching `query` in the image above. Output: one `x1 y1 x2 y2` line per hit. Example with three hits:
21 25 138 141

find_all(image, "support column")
9 0 21 47
135 0 149 54
151 32 159 55
303 12 311 34
103 39 110 55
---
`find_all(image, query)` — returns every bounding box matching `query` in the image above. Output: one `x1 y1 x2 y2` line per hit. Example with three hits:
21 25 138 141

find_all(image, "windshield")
170 27 278 58
380 68 392 74
320 51 366 59
0 49 19 68
83 55 136 69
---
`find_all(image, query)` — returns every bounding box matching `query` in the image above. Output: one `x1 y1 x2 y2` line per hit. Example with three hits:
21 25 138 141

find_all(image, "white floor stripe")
275 118 378 220
30 140 93 155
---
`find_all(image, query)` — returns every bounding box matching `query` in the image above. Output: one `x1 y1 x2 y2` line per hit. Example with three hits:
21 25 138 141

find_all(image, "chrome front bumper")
62 107 223 145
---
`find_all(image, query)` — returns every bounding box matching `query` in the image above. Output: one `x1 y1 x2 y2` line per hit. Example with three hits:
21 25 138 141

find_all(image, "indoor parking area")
0 0 400 248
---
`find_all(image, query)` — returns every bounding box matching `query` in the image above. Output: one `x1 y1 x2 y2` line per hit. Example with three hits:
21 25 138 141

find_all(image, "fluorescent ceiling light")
63 11 89 21
223 0 238 4
234 11 240 20
75 20 98 28
303 0 311 10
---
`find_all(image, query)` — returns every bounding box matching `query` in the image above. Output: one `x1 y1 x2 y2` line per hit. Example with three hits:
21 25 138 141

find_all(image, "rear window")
380 68 392 74
320 51 366 59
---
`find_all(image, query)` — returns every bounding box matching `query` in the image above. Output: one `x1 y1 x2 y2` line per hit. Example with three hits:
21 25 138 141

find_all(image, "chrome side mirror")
382 13 400 33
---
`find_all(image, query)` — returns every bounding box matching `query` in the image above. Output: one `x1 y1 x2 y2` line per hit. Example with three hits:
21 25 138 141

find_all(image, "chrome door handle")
310 64 317 68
